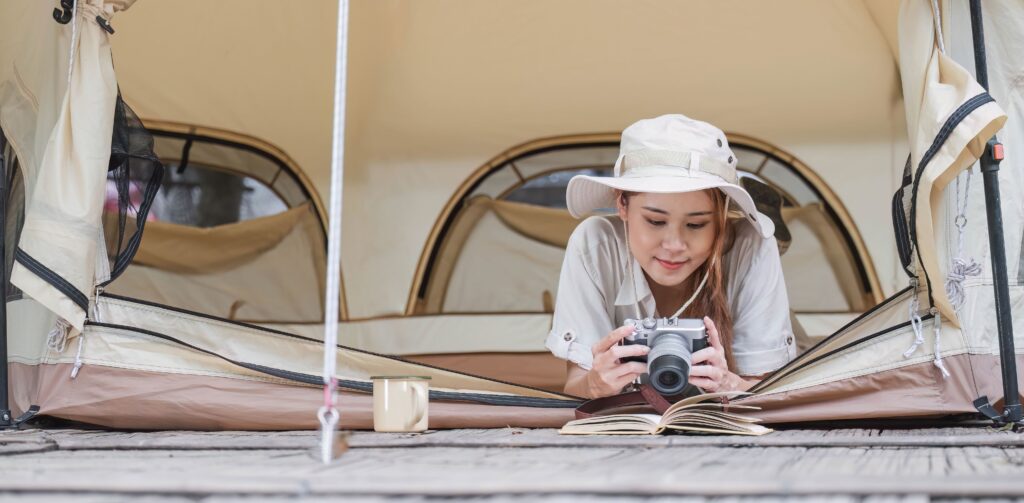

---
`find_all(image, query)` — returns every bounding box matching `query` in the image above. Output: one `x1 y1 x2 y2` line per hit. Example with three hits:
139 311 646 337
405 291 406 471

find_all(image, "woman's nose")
662 232 687 252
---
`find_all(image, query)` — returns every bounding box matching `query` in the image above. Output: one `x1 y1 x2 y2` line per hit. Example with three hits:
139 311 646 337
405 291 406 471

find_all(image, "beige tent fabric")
113 203 316 274
491 199 580 249
940 0 1024 359
276 314 552 355
4 0 1022 429
110 1 908 317
781 204 871 312
748 354 1023 424
104 204 326 322
14 362 573 430
88 295 571 401
899 0 1007 323
1 1 125 330
404 352 566 393
443 207 566 313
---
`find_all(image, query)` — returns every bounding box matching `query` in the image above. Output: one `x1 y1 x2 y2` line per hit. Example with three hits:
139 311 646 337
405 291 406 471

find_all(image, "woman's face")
617 190 717 289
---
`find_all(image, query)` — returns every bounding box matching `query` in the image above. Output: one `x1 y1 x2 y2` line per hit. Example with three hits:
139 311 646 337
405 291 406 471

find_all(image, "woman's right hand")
584 325 650 398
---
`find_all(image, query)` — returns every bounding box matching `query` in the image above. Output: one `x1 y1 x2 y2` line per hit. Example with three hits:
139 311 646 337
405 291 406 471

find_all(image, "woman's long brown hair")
621 189 736 370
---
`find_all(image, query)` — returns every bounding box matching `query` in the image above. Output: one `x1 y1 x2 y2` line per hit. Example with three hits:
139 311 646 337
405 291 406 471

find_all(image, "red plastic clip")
993 143 1005 161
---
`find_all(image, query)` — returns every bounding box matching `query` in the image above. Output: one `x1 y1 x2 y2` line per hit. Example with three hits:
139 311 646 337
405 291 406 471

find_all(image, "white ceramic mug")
371 376 430 432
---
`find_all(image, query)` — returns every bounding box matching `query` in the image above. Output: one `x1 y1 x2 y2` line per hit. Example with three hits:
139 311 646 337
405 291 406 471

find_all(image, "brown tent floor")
2 426 1024 500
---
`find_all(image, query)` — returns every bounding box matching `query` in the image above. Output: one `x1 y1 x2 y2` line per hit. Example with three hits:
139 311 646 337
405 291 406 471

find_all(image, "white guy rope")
319 0 350 465
945 169 982 314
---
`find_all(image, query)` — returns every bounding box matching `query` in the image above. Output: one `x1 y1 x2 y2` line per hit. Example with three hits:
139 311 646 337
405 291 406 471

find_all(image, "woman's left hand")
688 317 746 392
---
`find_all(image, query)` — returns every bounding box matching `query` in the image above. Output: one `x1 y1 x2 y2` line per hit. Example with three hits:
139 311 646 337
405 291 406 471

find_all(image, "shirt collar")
614 256 655 314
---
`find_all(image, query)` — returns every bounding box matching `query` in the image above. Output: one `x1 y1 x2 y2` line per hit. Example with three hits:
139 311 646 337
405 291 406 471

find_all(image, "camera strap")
573 384 674 419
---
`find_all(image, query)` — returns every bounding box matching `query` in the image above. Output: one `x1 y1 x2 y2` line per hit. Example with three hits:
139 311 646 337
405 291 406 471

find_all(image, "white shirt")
545 215 796 376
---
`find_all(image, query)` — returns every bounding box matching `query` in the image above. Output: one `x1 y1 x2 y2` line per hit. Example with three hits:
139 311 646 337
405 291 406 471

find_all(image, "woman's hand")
689 317 750 392
579 325 650 398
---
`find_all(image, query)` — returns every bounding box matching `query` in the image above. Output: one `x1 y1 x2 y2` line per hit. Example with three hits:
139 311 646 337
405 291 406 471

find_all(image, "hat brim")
566 172 775 239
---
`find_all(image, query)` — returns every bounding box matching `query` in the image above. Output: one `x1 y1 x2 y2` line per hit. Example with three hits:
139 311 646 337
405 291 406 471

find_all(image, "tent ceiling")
110 0 906 316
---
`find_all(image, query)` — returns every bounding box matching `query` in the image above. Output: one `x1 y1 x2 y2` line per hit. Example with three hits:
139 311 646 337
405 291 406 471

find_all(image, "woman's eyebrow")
641 206 712 217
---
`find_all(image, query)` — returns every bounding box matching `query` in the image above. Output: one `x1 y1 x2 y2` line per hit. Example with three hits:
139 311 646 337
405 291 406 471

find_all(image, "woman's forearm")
563 363 593 398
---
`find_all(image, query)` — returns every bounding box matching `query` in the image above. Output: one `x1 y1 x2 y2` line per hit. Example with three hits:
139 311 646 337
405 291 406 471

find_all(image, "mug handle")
408 383 427 429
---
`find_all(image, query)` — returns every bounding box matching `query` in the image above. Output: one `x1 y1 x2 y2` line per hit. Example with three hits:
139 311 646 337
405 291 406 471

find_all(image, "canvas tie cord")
318 0 350 464
904 278 927 359
906 169 980 378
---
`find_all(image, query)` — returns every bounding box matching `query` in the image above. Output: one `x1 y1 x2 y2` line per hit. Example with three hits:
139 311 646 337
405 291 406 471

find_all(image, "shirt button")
563 331 575 342
785 336 794 345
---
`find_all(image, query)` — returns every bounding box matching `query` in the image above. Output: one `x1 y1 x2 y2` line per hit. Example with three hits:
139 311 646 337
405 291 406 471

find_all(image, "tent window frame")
409 133 883 316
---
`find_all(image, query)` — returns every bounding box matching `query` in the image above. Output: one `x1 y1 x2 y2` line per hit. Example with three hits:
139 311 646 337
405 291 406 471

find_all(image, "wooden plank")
31 427 1024 451
1 443 1024 497
41 429 317 451
0 431 56 456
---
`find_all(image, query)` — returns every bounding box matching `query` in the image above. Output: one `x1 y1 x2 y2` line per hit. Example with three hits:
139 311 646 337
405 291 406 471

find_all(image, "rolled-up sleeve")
545 220 615 370
727 231 797 376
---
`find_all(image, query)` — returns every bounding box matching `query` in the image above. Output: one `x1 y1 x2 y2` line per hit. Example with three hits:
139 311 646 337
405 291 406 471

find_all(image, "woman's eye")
645 218 666 227
687 222 710 230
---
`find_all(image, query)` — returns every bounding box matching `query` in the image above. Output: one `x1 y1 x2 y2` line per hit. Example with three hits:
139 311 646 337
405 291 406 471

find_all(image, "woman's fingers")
612 361 647 379
703 316 723 350
691 346 718 366
687 364 722 380
592 325 636 356
689 376 718 392
609 343 649 361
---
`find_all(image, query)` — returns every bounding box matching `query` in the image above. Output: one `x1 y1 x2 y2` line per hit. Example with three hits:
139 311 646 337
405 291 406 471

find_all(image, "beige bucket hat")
566 114 774 239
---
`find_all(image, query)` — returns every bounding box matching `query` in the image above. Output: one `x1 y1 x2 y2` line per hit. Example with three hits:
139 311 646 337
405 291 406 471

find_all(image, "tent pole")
969 0 1022 424
0 131 10 429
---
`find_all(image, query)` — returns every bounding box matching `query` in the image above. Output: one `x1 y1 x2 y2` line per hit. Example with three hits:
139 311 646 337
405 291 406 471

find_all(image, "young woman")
545 114 796 399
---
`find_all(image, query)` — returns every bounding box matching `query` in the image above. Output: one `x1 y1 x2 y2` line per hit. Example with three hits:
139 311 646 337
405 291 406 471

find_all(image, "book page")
559 414 660 435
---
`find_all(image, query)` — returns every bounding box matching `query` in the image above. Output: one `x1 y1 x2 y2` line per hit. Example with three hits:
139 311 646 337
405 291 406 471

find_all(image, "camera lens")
647 332 693 395
658 371 680 388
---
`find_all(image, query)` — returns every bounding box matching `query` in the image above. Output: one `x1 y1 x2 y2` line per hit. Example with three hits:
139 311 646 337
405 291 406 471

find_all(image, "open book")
559 392 771 436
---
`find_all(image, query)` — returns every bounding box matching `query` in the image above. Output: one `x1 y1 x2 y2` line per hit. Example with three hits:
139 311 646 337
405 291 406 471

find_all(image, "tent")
0 0 1020 429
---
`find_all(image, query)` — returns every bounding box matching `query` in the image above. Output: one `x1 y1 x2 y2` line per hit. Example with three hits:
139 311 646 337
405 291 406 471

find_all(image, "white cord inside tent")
65 0 80 86
318 0 350 464
930 0 946 54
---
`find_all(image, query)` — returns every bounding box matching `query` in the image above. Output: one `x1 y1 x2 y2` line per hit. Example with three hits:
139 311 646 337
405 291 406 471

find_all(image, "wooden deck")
2 426 1024 501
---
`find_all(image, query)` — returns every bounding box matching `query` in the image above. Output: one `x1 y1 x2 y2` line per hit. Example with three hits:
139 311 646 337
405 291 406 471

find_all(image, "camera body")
621 317 708 395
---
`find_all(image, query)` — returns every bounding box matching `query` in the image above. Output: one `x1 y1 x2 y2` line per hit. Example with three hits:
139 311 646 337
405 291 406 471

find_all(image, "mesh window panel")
105 95 165 283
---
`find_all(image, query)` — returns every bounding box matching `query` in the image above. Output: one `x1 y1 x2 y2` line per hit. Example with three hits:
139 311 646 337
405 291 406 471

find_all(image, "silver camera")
621 317 708 395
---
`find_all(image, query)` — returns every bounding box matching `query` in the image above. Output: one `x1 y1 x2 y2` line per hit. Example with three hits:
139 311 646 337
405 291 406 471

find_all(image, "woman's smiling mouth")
655 258 687 270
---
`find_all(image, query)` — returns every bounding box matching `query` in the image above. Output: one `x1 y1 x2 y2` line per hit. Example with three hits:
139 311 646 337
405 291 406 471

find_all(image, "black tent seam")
14 248 88 309
85 321 581 409
94 292 582 401
908 92 995 306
